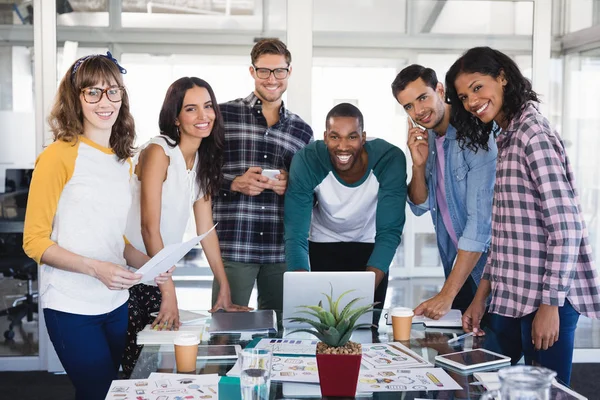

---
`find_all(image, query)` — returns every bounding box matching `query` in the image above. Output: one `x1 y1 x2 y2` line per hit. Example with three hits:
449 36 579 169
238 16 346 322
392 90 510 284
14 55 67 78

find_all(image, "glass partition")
56 0 109 27
0 44 38 358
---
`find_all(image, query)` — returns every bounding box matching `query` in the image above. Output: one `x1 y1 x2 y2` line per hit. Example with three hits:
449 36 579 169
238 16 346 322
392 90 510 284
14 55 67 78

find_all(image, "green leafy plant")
287 285 377 348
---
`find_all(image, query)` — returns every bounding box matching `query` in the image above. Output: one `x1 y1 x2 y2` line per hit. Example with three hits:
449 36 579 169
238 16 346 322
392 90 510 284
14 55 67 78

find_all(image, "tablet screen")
435 348 510 371
441 349 506 366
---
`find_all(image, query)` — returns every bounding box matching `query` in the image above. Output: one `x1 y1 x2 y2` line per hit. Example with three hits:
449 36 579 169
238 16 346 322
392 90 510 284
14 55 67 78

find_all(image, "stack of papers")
136 324 206 345
105 373 219 400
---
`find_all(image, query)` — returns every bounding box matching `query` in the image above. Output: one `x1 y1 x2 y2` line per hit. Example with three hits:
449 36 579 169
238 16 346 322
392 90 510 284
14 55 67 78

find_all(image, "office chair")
0 234 38 341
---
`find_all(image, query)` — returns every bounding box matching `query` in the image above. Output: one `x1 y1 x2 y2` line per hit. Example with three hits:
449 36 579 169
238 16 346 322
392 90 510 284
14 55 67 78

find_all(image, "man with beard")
212 39 313 321
284 103 407 317
392 64 497 319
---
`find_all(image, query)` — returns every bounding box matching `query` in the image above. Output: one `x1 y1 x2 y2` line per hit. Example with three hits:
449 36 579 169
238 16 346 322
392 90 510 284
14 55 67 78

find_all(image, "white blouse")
125 135 201 256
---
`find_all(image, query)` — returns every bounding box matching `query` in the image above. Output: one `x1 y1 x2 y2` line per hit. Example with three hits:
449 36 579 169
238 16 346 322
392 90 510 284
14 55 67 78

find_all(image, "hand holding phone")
406 118 429 168
261 169 280 180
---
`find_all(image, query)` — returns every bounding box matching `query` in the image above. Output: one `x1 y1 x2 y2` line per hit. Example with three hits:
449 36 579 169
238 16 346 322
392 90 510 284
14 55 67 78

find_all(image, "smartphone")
408 116 426 140
261 169 280 180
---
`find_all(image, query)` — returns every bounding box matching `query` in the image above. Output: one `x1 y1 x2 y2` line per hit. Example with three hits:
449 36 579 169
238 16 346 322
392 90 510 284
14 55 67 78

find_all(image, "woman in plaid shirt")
445 46 600 384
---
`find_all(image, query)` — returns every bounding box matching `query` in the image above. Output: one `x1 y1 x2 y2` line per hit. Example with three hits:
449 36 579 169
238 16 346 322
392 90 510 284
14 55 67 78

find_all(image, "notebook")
473 372 587 399
208 310 277 334
386 308 463 327
136 324 205 345
150 309 208 325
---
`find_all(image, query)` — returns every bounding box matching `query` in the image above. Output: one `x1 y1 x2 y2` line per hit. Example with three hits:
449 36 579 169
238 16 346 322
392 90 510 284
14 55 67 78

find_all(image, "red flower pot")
316 352 362 397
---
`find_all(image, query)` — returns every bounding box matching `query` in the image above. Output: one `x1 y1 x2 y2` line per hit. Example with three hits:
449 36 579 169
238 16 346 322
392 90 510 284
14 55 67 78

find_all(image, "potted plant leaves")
287 286 376 397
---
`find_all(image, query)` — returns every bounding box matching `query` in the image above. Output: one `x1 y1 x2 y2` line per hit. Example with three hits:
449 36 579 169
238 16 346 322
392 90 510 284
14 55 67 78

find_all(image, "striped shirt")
213 93 313 264
483 103 600 318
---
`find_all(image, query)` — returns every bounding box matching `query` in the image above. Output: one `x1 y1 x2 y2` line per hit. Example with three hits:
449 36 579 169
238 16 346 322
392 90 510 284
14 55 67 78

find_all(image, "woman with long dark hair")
122 77 250 376
446 46 600 384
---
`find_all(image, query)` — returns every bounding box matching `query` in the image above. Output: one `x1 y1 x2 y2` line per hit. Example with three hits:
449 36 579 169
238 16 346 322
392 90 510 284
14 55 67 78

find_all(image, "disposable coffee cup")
391 307 414 341
174 333 200 373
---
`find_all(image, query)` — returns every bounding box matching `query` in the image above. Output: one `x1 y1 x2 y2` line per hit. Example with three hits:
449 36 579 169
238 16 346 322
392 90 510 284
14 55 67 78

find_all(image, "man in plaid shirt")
447 47 600 385
211 39 313 320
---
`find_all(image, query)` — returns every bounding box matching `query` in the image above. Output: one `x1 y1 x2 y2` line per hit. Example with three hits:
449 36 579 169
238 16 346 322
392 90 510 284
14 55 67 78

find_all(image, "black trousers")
308 241 388 325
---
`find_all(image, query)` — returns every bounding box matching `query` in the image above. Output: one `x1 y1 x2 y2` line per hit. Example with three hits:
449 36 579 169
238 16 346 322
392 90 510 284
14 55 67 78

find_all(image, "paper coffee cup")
391 307 414 341
174 333 200 373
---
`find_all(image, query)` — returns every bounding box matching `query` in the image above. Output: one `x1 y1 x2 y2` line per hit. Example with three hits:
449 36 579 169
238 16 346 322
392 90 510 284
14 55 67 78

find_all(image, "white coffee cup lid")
391 307 414 317
174 332 200 346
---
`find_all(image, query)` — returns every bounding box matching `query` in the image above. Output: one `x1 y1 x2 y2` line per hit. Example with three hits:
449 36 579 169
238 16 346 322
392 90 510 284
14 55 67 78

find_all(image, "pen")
447 331 474 344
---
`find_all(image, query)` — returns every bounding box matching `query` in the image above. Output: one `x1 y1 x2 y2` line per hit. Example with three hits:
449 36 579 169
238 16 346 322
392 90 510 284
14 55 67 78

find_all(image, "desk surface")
130 311 501 399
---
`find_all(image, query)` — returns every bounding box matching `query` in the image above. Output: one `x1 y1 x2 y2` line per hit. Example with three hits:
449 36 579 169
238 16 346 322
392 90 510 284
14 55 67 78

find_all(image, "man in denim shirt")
391 65 497 319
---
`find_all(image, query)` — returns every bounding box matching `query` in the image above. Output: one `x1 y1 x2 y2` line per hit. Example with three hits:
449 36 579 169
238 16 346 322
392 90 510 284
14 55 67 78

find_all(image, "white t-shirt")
23 136 132 315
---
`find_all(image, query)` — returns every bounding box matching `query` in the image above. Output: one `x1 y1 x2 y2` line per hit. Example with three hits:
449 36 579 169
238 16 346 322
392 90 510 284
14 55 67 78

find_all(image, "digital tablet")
197 344 241 360
434 348 511 371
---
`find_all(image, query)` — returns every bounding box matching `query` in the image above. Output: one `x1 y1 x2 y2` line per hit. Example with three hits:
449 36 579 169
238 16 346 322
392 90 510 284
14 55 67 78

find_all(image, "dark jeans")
44 301 129 400
308 241 388 325
486 299 580 385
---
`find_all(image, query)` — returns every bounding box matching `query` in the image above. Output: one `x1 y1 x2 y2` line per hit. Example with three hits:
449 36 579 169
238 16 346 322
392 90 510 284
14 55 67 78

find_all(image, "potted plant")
287 286 376 397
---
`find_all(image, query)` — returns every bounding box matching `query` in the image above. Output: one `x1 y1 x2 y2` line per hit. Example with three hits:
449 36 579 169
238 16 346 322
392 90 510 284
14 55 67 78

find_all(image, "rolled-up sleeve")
458 135 497 253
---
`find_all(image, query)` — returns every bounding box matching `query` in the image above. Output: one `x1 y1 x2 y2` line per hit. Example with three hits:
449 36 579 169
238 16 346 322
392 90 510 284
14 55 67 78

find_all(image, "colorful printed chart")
357 367 462 393
105 373 219 400
362 343 432 369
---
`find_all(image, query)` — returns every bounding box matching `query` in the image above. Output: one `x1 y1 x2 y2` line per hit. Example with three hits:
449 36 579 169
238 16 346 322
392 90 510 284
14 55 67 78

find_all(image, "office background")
0 0 599 374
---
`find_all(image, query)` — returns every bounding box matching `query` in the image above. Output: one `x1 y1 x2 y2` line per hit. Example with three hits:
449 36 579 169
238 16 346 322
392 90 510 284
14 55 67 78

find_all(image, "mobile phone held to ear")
261 169 280 180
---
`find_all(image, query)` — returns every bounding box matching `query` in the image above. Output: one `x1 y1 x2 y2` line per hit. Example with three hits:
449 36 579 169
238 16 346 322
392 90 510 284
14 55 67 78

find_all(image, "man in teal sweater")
284 103 407 317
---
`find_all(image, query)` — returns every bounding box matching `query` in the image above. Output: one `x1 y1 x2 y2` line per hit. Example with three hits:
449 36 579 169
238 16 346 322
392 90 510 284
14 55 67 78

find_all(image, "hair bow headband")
71 51 127 81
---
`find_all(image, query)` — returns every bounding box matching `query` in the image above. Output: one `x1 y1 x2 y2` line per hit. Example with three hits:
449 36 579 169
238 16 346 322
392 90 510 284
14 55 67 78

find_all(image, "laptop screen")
282 271 375 329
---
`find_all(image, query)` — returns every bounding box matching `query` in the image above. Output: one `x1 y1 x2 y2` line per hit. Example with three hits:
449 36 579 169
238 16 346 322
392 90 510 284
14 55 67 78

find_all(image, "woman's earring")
175 126 180 137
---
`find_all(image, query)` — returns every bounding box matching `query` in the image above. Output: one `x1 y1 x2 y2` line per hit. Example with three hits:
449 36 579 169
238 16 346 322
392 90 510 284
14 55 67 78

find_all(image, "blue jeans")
44 301 129 400
486 300 580 385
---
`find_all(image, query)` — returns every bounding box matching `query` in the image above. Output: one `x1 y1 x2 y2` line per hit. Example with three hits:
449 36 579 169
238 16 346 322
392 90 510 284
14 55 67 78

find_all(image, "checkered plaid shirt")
212 93 313 264
483 103 600 318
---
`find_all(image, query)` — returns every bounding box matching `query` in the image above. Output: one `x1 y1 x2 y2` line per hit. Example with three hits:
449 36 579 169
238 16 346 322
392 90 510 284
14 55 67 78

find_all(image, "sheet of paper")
136 224 216 283
270 356 320 383
226 355 320 383
253 338 318 355
362 342 433 369
357 367 462 392
105 373 219 400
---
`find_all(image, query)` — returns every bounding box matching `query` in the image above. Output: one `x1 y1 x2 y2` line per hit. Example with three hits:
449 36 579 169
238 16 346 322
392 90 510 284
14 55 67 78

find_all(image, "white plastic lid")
390 307 414 317
174 332 200 346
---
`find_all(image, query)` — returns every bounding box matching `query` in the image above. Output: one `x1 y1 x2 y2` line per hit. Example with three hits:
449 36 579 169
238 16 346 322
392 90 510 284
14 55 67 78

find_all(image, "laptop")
282 271 375 329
